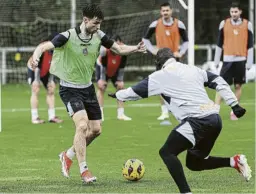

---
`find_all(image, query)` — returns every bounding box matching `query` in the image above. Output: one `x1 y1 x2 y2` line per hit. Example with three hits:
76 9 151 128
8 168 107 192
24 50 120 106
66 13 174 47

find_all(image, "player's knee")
91 123 102 137
47 89 54 95
31 82 40 95
98 86 105 92
47 82 55 93
159 146 169 159
186 153 203 171
47 85 55 95
159 141 180 159
186 161 201 171
235 84 241 90
76 120 88 134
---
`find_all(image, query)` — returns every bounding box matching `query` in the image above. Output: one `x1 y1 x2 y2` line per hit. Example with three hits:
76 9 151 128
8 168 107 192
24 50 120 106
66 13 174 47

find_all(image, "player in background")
109 48 251 194
96 34 131 121
142 2 188 121
214 2 254 120
30 4 146 183
27 33 63 124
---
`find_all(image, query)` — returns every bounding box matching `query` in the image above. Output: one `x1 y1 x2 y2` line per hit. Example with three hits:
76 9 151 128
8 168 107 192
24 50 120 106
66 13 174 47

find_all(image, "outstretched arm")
203 70 246 117
109 71 164 101
98 30 146 55
110 41 146 55
204 71 238 106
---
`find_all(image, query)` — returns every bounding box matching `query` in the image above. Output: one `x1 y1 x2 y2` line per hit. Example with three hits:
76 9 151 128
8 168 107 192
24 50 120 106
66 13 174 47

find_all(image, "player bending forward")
109 48 251 193
96 34 131 121
27 33 63 124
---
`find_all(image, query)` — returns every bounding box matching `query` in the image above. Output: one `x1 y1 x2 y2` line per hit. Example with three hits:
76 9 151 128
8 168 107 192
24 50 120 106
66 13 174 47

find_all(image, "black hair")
230 2 241 10
111 34 122 42
160 2 172 9
155 48 175 69
82 4 104 20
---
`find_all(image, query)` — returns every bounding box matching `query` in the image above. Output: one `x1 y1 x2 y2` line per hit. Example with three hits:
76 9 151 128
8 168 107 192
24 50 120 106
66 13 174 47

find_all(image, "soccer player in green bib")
31 4 146 183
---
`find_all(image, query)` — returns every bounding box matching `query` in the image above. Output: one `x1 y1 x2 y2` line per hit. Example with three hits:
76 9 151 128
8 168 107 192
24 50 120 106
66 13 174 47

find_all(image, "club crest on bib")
165 30 171 36
83 48 88 55
233 29 239 35
112 59 116 64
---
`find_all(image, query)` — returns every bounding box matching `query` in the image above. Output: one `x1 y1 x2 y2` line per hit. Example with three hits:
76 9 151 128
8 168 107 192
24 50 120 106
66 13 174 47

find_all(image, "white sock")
31 109 39 120
161 105 168 114
230 157 235 167
48 108 55 120
79 161 88 174
117 108 124 117
100 107 104 116
100 107 104 121
66 147 75 160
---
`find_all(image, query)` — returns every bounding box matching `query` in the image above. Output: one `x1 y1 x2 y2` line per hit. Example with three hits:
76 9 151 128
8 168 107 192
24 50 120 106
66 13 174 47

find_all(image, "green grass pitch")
0 82 255 193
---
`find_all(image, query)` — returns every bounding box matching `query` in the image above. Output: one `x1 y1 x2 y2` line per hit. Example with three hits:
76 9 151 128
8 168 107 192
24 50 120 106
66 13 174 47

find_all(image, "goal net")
0 0 188 84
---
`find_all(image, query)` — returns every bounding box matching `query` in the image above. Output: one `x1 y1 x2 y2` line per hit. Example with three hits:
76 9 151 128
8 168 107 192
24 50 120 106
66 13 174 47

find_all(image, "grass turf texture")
0 82 255 193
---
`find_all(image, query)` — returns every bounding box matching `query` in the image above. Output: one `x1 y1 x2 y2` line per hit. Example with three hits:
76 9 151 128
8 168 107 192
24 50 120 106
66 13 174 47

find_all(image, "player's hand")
232 104 246 118
152 47 159 56
246 63 251 71
115 81 124 89
136 41 147 53
31 57 40 70
245 63 252 71
173 52 182 58
97 79 107 90
108 93 117 99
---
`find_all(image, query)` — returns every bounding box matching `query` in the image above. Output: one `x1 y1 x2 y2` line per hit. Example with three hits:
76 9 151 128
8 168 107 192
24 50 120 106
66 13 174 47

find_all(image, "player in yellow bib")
31 4 146 184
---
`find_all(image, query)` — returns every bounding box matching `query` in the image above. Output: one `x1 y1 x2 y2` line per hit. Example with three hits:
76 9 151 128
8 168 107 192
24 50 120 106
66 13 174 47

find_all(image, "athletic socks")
66 147 76 160
117 108 124 117
31 109 39 120
79 162 88 174
48 108 55 120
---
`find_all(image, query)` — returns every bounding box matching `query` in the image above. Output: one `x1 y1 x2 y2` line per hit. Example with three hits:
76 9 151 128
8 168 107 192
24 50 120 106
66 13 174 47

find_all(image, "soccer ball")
122 159 145 181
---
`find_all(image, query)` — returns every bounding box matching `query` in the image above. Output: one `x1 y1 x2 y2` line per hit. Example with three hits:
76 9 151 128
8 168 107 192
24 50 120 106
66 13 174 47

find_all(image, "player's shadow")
118 179 152 184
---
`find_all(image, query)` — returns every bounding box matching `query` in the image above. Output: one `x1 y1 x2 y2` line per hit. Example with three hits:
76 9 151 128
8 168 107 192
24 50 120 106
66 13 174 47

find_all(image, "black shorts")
220 61 246 85
59 84 101 120
175 114 222 158
95 65 121 87
27 68 55 89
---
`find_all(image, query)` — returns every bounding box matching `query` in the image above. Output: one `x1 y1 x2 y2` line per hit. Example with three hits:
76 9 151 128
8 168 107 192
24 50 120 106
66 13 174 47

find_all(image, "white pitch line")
2 103 160 112
1 102 255 113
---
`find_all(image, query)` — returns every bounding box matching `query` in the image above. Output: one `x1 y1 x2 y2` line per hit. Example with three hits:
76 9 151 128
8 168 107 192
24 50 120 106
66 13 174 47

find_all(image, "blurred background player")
96 34 131 121
27 33 63 124
214 2 253 120
142 2 188 121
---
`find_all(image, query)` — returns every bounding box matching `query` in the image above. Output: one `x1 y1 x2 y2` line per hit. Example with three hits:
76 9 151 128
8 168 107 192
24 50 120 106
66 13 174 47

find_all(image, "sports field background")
0 82 255 193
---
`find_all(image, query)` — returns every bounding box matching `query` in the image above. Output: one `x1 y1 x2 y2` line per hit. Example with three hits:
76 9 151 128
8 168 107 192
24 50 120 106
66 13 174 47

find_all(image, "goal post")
175 0 195 65
187 0 195 65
